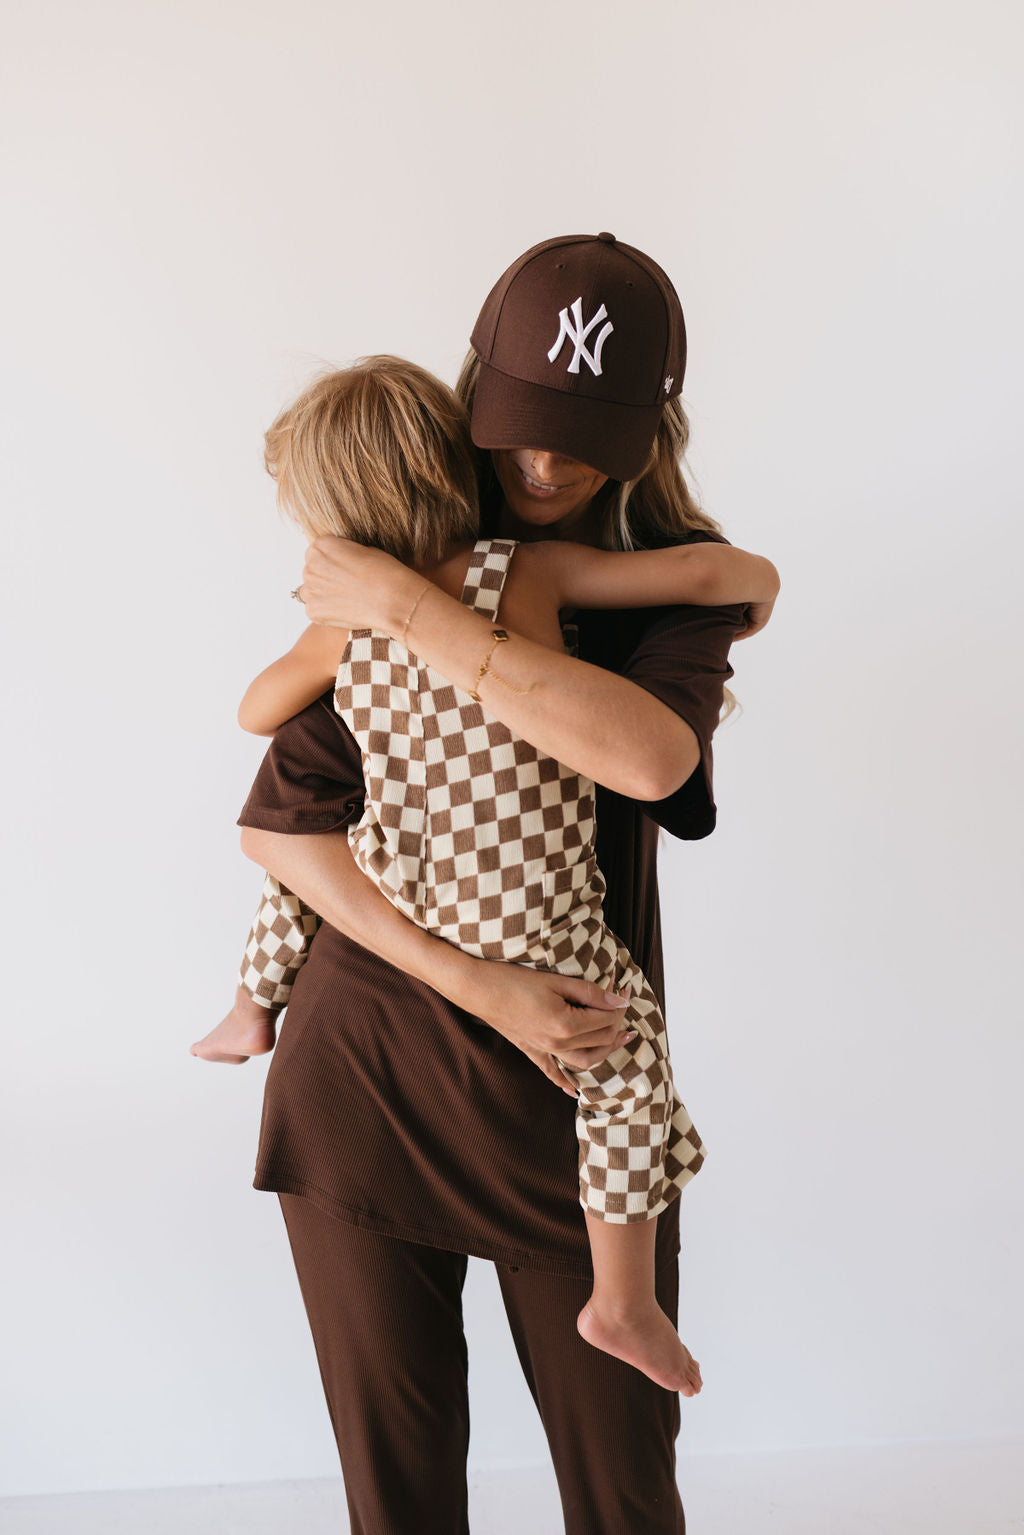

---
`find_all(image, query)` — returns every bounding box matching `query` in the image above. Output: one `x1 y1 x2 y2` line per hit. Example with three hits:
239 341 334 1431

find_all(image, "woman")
234 233 774 1534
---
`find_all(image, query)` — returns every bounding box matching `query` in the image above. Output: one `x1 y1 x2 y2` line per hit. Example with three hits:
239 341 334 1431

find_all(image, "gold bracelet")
469 628 537 702
399 581 430 644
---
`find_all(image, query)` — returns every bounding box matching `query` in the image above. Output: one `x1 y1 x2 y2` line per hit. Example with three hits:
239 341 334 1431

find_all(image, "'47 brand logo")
548 297 614 376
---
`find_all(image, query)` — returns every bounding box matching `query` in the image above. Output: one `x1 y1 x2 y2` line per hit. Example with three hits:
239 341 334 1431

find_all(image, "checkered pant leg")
237 873 321 1011
557 973 707 1224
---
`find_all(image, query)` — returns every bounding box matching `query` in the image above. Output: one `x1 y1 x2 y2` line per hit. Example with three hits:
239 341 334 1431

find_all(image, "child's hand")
190 986 281 1065
731 595 777 641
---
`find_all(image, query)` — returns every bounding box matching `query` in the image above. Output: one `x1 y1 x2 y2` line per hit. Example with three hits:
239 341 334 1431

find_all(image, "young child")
195 356 780 1395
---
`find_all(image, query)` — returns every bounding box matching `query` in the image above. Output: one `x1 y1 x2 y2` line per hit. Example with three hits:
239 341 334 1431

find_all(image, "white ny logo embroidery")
547 297 614 376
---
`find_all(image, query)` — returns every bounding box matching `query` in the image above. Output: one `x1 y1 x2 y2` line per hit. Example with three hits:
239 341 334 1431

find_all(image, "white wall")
2 0 1021 1500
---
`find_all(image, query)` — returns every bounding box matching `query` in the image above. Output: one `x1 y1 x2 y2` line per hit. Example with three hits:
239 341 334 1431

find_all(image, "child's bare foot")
576 1297 704 1396
190 988 280 1064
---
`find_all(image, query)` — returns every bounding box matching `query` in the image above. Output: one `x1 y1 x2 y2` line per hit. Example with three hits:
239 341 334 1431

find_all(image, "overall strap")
459 538 519 622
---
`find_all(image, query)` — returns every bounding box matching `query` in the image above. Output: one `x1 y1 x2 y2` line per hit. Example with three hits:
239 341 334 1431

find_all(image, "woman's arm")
239 826 639 1088
300 539 716 802
238 624 350 736
541 540 781 612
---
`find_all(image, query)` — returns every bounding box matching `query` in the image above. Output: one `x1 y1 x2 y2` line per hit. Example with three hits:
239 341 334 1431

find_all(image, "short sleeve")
621 599 747 841
237 692 366 834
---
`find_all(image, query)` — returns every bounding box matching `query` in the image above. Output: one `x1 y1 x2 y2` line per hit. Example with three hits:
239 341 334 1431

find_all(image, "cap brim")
470 362 663 483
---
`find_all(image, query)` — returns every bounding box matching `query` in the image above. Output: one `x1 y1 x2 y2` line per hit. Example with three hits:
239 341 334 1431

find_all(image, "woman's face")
490 448 609 542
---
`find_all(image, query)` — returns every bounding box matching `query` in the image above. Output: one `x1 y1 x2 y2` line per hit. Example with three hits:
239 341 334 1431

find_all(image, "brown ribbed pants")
278 1192 687 1535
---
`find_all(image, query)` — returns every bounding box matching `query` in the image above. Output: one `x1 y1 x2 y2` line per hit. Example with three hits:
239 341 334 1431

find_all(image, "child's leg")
557 972 706 1393
567 979 706 1220
190 984 280 1064
190 874 319 1064
578 1211 703 1396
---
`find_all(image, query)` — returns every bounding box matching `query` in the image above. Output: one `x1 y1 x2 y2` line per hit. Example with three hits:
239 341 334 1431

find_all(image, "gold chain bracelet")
399 581 431 643
470 628 537 702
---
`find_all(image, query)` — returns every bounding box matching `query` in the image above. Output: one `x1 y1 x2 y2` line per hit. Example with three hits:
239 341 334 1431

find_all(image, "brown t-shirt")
238 586 745 1278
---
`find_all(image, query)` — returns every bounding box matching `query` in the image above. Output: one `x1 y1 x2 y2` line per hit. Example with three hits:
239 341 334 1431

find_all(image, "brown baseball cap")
469 232 687 482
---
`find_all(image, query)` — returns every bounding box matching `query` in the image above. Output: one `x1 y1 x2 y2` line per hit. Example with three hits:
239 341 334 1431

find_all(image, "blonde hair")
265 355 479 566
454 350 739 720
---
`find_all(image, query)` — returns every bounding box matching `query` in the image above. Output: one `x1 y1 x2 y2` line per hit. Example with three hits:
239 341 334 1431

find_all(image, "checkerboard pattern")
558 944 706 1220
236 537 706 1221
237 873 321 1009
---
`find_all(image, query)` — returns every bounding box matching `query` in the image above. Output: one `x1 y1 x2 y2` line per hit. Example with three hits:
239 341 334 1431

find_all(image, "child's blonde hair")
265 355 479 565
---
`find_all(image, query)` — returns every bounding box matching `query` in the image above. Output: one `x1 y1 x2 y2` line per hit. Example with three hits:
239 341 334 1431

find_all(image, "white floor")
2 1437 1021 1534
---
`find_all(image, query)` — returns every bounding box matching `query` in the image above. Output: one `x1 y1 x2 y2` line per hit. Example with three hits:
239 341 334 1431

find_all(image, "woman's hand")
297 536 421 631
239 827 635 1099
464 959 637 1096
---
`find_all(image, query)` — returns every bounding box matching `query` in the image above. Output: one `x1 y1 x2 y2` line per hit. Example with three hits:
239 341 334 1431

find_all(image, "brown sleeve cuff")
236 694 367 837
621 600 746 841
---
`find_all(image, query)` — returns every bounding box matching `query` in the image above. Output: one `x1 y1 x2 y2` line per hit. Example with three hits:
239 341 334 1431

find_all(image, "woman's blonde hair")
454 350 739 719
265 355 479 566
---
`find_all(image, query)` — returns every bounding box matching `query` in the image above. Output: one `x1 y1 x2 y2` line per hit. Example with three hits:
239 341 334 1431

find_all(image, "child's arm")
539 540 780 613
238 624 351 736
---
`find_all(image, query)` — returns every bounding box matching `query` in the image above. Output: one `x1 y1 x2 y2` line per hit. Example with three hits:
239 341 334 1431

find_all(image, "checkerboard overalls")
239 539 707 1222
